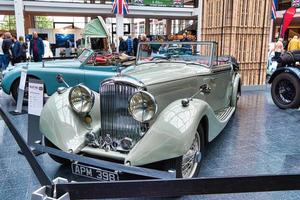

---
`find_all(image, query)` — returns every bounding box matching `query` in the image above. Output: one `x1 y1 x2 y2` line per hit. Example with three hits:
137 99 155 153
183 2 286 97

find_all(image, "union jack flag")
271 0 277 19
112 0 129 15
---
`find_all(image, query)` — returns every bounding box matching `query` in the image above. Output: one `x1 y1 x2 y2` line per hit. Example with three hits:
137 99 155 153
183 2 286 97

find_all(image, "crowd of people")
117 33 193 56
272 35 300 60
0 31 56 70
0 30 195 69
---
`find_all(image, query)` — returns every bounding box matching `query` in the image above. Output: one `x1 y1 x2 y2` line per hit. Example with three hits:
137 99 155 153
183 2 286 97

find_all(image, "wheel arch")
10 74 47 94
199 115 209 148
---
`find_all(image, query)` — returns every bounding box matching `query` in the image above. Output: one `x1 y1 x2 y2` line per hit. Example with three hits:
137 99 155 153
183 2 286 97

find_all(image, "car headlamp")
128 91 157 122
68 85 95 114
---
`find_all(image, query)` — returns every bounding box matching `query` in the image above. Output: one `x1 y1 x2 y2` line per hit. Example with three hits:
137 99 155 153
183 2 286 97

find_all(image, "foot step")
215 107 235 121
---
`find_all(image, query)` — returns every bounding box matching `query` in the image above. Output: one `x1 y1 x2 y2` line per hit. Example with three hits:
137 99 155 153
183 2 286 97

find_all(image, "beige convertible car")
40 41 241 180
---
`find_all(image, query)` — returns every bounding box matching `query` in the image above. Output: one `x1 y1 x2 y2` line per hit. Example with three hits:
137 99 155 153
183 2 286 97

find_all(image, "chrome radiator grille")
100 81 142 150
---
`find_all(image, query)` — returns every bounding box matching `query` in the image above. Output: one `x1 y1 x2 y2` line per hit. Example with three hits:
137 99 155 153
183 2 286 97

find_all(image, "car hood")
121 62 210 86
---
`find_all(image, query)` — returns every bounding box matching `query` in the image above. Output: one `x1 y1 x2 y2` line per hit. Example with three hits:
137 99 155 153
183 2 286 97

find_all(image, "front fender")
126 99 211 166
1 68 22 94
268 67 300 84
39 88 100 153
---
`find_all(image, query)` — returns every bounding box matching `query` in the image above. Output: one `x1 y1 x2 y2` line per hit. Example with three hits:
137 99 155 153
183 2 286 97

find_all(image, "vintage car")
40 41 241 179
268 50 300 109
1 49 124 102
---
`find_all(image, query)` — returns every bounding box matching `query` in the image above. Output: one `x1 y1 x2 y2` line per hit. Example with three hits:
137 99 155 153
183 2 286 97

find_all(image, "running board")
215 107 235 122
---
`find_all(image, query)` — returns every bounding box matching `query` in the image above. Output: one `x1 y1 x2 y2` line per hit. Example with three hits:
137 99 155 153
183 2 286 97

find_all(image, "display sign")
28 79 44 116
134 0 183 7
292 0 300 8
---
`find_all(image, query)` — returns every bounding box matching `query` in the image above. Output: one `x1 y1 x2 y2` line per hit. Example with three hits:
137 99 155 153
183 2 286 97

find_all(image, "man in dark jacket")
133 35 140 56
11 35 22 65
2 32 13 69
118 36 127 53
30 32 44 62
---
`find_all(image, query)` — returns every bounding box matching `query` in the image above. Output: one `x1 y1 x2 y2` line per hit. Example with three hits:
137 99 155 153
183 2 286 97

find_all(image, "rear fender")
39 88 100 153
126 99 212 166
231 73 241 106
268 67 300 84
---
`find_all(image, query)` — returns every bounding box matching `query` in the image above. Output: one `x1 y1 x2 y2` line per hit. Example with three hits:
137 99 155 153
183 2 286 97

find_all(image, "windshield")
77 49 94 63
137 42 215 67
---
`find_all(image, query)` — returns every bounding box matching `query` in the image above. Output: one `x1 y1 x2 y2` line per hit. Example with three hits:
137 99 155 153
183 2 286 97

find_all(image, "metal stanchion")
10 62 28 115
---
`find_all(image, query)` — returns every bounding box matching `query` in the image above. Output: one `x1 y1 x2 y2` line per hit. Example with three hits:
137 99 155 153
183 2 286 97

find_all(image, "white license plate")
71 163 119 182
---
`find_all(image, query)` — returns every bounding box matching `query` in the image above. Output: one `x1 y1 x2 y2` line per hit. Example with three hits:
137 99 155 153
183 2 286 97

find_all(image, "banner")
281 6 296 38
292 0 300 8
134 0 183 7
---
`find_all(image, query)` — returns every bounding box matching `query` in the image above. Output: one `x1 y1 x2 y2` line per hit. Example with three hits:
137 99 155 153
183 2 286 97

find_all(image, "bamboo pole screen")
201 0 272 85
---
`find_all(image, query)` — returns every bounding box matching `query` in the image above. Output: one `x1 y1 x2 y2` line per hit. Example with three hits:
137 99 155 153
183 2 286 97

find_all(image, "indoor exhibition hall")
0 0 300 199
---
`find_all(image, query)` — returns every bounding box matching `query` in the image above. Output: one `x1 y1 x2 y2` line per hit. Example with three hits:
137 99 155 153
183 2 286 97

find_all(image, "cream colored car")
40 41 241 178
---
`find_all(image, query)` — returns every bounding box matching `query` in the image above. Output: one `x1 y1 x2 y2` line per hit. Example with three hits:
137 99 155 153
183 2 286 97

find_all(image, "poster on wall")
292 0 300 7
55 33 75 48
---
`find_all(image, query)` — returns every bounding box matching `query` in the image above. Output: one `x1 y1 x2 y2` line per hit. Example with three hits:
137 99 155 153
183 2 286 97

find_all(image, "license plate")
71 163 119 181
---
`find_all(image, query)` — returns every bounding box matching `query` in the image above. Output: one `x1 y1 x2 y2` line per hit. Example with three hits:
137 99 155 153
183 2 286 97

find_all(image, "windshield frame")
136 41 217 68
77 49 95 65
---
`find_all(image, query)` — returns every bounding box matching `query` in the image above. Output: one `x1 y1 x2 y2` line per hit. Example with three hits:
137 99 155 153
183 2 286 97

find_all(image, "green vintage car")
40 41 241 179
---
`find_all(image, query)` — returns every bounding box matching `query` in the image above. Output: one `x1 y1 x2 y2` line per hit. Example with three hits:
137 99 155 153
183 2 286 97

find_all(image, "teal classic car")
1 49 118 102
40 41 241 179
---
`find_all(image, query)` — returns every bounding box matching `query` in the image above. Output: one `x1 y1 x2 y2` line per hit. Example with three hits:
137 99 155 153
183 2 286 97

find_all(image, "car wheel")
44 137 70 165
175 126 204 178
11 76 42 105
271 73 300 109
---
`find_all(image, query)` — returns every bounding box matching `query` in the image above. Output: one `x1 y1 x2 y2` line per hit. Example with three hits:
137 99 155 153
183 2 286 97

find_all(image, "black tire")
44 137 70 165
271 73 300 109
11 76 43 104
171 125 205 178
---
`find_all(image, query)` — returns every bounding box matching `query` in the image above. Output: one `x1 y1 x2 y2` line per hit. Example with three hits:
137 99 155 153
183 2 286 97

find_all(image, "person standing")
30 32 44 62
273 38 284 60
288 35 300 51
65 39 72 57
19 36 27 62
2 32 13 69
0 33 4 70
118 36 127 53
43 37 53 58
11 35 22 65
133 36 139 56
126 35 133 55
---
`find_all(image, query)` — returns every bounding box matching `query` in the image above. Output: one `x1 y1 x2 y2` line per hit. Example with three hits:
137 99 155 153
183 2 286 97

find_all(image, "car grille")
100 80 142 151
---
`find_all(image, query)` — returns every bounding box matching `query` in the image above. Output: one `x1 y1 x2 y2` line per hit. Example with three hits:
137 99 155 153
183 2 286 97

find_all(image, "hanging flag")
281 6 296 38
271 0 277 19
112 0 129 15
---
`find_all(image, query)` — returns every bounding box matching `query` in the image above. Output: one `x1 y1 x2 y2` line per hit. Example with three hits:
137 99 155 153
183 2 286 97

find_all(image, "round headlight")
68 85 95 114
129 91 157 122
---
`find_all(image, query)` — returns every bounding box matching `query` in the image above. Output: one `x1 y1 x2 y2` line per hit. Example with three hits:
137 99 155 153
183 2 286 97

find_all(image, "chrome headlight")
68 85 95 114
128 91 157 122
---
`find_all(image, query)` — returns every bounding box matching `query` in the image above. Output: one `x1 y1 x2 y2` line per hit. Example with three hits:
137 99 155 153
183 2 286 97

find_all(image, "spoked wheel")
271 73 300 109
175 126 204 178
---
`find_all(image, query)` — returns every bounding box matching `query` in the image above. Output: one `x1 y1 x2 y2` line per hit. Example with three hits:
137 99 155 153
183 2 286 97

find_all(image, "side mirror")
56 74 64 83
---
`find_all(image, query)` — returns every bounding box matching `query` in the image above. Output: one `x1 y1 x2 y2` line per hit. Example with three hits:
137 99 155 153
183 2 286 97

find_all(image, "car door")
208 64 233 111
37 62 85 95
